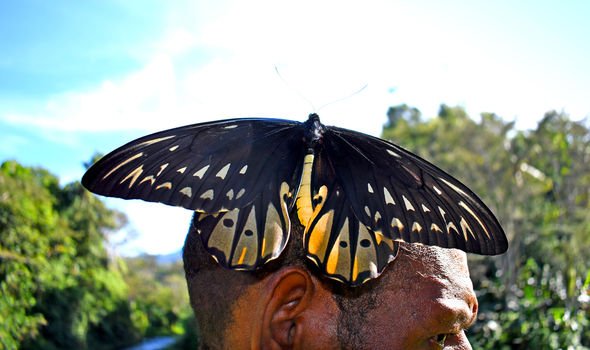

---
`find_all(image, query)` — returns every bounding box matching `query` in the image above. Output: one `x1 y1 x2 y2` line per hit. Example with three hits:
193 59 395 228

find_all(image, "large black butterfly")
82 114 507 286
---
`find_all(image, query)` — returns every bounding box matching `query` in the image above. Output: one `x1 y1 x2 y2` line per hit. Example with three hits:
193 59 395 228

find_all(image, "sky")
1 0 589 256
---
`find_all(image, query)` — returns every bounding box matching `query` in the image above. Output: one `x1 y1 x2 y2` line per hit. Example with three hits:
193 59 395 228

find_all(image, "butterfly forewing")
322 127 507 255
82 118 305 213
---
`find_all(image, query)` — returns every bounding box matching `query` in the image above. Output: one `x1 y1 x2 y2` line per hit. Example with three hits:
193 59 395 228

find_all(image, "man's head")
183 215 478 349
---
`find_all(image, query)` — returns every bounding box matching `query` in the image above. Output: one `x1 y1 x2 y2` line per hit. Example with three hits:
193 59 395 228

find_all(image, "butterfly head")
303 113 326 150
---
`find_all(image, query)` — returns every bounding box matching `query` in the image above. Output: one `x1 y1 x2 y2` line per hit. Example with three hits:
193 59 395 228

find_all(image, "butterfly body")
83 114 507 286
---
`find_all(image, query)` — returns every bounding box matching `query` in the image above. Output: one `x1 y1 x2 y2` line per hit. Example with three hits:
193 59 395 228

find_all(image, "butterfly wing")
301 149 400 286
82 118 304 212
320 126 507 256
82 118 306 270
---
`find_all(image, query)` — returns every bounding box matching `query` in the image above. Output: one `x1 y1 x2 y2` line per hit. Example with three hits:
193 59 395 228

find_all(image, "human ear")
261 267 314 349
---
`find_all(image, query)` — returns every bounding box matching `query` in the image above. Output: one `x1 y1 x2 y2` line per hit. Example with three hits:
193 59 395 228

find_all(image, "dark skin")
224 245 478 349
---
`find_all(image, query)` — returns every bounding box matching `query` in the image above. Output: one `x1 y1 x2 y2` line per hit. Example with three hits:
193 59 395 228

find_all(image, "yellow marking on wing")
354 225 378 281
139 175 156 186
375 230 395 250
102 152 143 180
459 201 491 239
326 219 352 278
208 209 240 262
120 165 144 188
231 206 259 267
431 223 443 233
156 163 169 177
296 154 315 226
261 203 284 259
307 210 334 258
391 217 405 232
459 217 476 241
237 247 248 265
440 178 467 196
352 256 359 282
155 182 172 190
412 222 423 233
137 135 175 147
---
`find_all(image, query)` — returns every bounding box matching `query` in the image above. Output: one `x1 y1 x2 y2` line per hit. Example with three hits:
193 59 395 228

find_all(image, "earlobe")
261 267 314 349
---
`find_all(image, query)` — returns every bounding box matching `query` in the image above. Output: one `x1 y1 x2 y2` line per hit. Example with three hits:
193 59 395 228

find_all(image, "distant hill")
155 249 182 264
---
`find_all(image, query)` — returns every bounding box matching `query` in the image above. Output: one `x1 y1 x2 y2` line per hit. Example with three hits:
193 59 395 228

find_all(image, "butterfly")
82 114 507 286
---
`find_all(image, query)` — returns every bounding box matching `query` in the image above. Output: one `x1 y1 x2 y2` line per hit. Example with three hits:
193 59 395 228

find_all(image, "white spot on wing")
224 124 238 129
169 145 179 151
364 206 371 216
367 183 374 193
177 166 187 174
239 165 248 174
387 149 401 158
236 188 245 199
433 185 442 195
216 163 231 179
200 189 214 200
193 165 209 179
402 195 415 211
180 187 193 197
226 189 235 200
383 187 395 205
421 204 431 212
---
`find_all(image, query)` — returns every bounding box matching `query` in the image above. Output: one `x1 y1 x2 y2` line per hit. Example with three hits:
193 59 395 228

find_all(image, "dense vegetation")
383 105 590 348
1 104 588 349
0 161 193 350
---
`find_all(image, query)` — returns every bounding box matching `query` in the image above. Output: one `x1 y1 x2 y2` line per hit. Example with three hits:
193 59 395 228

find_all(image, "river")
125 336 177 350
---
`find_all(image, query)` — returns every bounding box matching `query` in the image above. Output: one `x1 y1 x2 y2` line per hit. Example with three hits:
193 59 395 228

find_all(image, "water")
125 336 177 350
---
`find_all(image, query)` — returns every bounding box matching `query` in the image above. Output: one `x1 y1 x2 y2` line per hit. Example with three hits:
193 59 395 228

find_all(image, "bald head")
183 220 477 349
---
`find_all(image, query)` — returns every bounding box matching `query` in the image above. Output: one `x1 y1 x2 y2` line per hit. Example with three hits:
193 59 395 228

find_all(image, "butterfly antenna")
274 66 317 112
317 83 368 112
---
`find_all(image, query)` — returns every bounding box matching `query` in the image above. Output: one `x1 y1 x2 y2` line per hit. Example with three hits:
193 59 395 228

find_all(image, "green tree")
0 160 143 349
381 105 590 349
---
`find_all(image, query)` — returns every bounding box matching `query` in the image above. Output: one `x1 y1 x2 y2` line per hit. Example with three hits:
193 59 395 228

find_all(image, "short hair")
183 213 443 349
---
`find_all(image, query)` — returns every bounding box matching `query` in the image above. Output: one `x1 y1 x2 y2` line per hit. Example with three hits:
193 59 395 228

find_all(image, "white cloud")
5 0 590 255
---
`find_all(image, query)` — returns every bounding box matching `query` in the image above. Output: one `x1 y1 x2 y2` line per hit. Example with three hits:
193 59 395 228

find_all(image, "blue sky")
1 0 589 255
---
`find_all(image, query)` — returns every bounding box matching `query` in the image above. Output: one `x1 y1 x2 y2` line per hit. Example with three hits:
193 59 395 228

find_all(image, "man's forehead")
385 244 472 295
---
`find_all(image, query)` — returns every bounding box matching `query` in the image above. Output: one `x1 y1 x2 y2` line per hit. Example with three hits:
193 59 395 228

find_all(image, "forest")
1 104 589 349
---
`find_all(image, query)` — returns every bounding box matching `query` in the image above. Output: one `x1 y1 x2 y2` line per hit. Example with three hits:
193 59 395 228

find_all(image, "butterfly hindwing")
303 151 400 286
82 118 305 213
195 179 292 270
322 127 507 255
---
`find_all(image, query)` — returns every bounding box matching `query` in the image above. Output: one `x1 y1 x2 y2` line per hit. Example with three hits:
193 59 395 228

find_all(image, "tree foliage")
0 160 192 350
383 104 590 349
